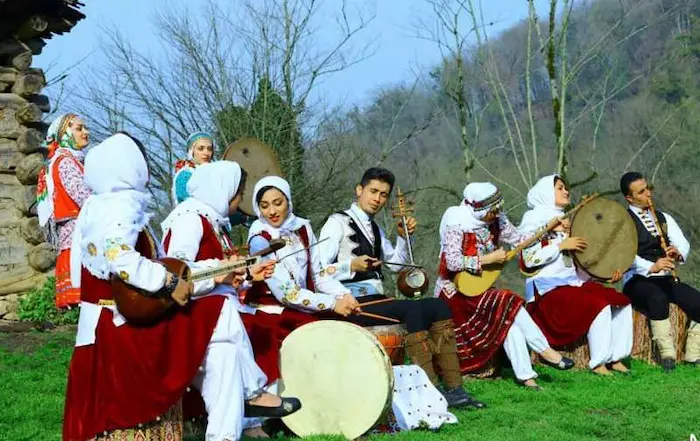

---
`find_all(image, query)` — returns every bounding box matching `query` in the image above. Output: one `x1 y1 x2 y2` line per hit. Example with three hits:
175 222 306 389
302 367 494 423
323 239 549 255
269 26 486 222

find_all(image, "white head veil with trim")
161 161 241 234
519 174 564 235
70 133 153 286
438 182 502 241
247 176 310 241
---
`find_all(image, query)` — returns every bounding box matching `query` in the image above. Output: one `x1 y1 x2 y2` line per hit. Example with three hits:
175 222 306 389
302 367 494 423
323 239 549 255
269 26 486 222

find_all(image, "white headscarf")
247 176 310 240
37 113 87 233
438 182 503 241
519 174 564 235
69 134 153 286
161 161 241 233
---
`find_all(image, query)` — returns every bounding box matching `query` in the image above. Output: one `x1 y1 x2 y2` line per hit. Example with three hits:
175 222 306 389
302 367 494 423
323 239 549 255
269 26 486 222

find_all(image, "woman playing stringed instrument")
63 134 300 441
519 175 633 376
435 182 573 390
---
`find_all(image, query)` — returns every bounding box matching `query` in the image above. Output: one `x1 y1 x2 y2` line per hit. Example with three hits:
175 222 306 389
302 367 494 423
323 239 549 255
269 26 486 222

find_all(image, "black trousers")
623 275 700 322
344 295 452 333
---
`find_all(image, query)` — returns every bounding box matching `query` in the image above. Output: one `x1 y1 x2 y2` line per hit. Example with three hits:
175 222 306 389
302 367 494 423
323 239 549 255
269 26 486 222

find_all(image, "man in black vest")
318 167 485 409
620 172 700 371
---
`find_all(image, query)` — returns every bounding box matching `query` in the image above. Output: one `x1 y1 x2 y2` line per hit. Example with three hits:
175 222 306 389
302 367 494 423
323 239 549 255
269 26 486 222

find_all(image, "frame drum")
279 321 394 439
222 138 283 216
569 197 638 280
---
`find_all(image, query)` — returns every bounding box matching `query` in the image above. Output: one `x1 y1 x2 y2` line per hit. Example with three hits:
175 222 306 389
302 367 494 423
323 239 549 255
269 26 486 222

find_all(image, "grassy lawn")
1 330 698 441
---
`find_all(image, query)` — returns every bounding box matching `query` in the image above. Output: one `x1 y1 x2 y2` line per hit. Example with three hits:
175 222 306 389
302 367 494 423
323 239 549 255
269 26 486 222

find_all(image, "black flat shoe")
244 397 302 418
540 356 574 370
440 386 487 409
660 358 676 373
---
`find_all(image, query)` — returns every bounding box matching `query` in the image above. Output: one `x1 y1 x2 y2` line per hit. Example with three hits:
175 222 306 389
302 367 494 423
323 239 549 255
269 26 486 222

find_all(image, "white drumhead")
406 268 426 287
279 321 394 439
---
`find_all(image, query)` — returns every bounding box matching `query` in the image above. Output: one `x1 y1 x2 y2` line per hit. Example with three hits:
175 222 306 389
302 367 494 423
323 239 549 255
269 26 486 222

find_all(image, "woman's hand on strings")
482 248 507 265
553 218 571 232
559 237 587 251
351 255 382 272
169 274 193 306
608 269 623 284
333 293 361 317
397 216 417 238
249 260 277 282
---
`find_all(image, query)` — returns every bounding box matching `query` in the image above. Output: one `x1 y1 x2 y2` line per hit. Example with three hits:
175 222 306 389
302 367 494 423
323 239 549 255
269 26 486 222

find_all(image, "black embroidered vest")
628 208 669 263
336 211 384 283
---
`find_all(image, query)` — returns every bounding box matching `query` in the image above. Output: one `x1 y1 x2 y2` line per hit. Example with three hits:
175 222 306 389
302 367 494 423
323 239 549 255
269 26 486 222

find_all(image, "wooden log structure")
632 305 688 363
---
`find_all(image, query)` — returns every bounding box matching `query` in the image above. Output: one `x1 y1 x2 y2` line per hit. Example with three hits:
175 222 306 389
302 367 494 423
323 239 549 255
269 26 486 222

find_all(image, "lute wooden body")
453 194 599 297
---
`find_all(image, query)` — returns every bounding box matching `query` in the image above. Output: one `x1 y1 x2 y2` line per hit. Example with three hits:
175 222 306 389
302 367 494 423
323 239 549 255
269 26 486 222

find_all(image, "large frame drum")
569 197 637 280
279 321 394 439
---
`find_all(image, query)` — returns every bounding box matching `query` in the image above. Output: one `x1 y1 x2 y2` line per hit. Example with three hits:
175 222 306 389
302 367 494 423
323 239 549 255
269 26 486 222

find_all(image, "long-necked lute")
453 194 599 297
111 239 285 324
392 188 429 298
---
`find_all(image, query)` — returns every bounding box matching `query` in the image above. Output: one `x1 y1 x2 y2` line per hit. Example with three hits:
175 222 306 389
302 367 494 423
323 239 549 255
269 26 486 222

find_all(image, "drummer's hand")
482 248 507 265
170 275 193 307
650 257 676 274
553 218 571 232
249 260 277 281
333 293 360 317
559 237 587 251
664 245 681 261
608 269 623 284
397 216 417 238
351 255 382 272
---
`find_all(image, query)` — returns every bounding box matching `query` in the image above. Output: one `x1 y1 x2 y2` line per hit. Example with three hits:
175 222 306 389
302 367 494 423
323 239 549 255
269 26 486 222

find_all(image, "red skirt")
55 249 80 308
63 296 224 441
440 288 524 374
242 308 317 384
526 281 630 347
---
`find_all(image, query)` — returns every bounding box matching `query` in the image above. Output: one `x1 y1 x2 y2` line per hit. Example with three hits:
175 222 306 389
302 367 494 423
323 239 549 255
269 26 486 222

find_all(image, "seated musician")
518 175 633 376
172 131 215 205
436 182 574 390
246 175 483 410
620 172 700 370
316 167 484 408
63 134 300 441
161 160 287 438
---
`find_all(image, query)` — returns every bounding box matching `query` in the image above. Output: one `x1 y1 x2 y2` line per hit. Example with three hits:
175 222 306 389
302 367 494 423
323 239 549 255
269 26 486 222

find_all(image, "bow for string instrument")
453 193 600 297
391 187 429 298
111 238 286 325
647 197 678 282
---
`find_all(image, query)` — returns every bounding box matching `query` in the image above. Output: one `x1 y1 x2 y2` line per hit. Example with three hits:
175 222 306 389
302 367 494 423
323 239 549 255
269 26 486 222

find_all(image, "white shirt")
623 205 690 285
318 202 410 295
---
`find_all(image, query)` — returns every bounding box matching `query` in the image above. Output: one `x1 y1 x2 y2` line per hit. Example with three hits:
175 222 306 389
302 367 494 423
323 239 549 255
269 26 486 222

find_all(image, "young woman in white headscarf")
243 176 474 429
63 134 299 441
435 182 574 390
172 131 216 204
161 160 284 438
518 175 633 375
35 112 91 308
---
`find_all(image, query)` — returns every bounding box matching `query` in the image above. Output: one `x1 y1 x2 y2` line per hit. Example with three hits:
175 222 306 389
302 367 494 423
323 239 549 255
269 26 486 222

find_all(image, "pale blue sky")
37 0 550 109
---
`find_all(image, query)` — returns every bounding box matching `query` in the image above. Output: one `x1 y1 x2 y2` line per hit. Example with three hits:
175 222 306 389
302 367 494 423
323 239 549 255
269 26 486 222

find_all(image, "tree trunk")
0 39 45 57
13 184 38 214
20 216 44 246
27 242 56 272
27 94 50 113
14 16 49 41
15 153 43 185
10 51 32 71
17 127 44 154
14 102 42 124
11 73 46 97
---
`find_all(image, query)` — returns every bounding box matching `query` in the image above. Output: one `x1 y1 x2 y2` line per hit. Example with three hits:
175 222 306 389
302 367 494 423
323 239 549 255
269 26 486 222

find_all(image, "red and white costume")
63 135 265 441
518 175 632 369
435 182 553 381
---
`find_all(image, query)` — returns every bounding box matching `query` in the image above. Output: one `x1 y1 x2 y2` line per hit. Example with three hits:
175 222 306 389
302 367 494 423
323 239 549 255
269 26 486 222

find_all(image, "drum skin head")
569 197 638 280
279 321 394 439
222 138 283 216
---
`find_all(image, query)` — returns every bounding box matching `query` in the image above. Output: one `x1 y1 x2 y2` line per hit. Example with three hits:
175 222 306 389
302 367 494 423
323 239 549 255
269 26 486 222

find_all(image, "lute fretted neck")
187 256 261 282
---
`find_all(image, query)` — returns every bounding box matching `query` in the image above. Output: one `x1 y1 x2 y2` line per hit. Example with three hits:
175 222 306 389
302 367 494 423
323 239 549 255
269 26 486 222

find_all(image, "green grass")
1 330 699 441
